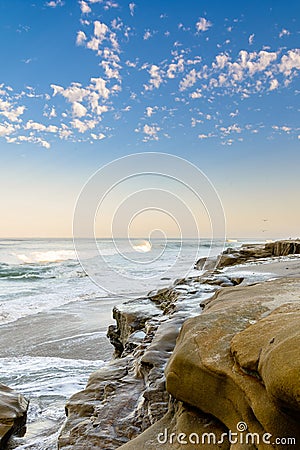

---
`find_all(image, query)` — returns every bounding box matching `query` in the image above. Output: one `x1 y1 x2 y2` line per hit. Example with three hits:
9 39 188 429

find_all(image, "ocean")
0 237 247 449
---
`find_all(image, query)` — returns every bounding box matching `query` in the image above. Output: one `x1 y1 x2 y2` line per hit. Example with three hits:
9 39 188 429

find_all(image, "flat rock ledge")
0 384 28 450
58 240 300 450
196 239 300 270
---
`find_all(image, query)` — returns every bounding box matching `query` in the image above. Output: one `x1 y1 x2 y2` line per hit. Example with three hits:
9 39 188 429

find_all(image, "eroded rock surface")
58 277 217 449
166 278 300 449
0 384 28 450
195 239 300 270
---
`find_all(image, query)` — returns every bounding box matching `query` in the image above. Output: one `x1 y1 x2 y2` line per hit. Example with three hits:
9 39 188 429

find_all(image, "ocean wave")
14 250 77 264
0 261 83 281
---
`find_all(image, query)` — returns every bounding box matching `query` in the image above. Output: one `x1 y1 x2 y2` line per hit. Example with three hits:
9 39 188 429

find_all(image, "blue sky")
0 0 299 238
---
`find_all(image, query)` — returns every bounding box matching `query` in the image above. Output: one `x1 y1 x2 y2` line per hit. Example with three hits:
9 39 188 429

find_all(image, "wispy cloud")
279 28 290 38
129 2 135 16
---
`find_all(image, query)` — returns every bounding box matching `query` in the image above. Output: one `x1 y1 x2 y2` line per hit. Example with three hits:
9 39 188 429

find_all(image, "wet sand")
0 296 118 361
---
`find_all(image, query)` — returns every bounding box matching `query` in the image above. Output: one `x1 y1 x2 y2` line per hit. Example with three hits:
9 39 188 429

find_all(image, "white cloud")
144 30 152 40
90 77 110 99
129 2 135 16
91 132 106 140
269 78 279 91
179 69 198 91
279 28 290 38
229 109 239 118
51 83 89 103
196 17 212 32
18 135 51 149
59 124 72 139
190 89 202 98
79 1 91 14
220 124 242 134
248 33 255 45
103 1 119 10
87 37 100 50
279 49 300 76
76 30 87 46
25 121 46 131
44 106 57 118
72 101 87 117
143 124 160 141
213 53 229 70
239 50 278 75
25 120 59 133
167 58 184 78
46 0 64 7
0 99 25 122
94 21 109 41
71 118 97 133
146 106 157 117
47 125 58 133
0 122 16 136
145 65 163 90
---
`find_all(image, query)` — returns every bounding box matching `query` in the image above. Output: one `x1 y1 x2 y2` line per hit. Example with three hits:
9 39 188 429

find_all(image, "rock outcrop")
165 277 300 449
195 239 300 270
0 384 28 450
58 276 223 449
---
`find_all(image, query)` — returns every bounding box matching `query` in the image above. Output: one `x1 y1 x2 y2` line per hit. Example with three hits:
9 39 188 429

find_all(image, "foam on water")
1 356 105 450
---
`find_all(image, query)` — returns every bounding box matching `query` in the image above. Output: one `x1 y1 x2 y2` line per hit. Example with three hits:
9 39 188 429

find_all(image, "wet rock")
196 240 300 271
58 356 145 450
265 239 300 256
148 288 179 313
0 384 28 450
107 297 161 357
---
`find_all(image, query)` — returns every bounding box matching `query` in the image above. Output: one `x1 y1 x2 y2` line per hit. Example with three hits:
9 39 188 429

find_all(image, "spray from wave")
132 240 152 253
14 250 77 264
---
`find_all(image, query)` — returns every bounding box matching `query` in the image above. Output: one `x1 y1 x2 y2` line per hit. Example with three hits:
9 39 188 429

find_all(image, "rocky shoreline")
2 240 300 449
56 240 300 450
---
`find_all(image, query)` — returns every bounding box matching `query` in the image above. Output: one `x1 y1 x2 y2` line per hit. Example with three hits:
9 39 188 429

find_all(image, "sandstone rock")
107 297 161 357
118 401 230 450
166 278 300 449
195 240 300 270
58 356 145 450
0 384 28 450
195 256 219 271
231 303 300 416
265 240 300 256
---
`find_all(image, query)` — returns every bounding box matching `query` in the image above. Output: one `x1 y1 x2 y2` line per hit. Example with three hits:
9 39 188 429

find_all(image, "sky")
0 0 299 239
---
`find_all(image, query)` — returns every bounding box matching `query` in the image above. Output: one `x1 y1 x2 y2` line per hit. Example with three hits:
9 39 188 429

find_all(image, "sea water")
0 238 245 449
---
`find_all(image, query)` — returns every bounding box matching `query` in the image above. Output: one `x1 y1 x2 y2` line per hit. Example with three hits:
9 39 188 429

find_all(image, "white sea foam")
14 250 77 264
